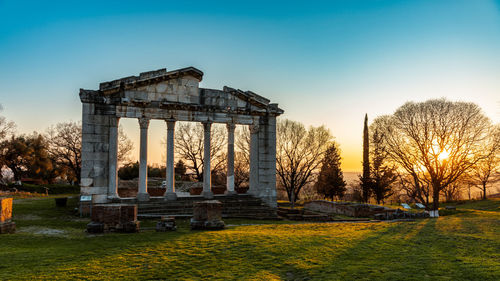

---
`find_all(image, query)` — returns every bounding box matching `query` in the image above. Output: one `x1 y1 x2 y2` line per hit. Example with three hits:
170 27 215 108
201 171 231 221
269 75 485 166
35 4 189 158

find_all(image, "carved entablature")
79 67 283 125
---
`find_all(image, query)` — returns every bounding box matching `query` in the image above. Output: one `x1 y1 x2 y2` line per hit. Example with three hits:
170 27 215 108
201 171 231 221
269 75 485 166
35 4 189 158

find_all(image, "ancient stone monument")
87 204 139 233
0 197 16 234
79 67 283 210
190 200 225 230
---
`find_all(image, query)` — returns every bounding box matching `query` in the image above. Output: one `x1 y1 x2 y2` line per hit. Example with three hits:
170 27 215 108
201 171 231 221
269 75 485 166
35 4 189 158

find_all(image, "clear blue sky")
1 0 499 171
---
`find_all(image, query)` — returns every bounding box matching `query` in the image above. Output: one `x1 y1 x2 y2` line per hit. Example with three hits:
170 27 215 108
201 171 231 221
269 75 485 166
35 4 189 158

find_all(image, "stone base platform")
113 194 278 220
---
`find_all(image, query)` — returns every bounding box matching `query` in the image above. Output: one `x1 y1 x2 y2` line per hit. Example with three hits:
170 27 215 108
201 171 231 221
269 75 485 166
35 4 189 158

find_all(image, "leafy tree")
315 142 347 200
118 162 139 180
276 119 333 207
174 160 187 178
0 133 54 182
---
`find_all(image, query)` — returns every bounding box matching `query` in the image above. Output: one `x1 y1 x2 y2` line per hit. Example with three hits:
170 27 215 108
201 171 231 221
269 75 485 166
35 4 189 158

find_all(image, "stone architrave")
79 67 283 208
0 198 16 234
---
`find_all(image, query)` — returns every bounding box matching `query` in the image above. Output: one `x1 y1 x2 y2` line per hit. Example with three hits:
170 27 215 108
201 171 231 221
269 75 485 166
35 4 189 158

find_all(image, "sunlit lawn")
1 196 499 280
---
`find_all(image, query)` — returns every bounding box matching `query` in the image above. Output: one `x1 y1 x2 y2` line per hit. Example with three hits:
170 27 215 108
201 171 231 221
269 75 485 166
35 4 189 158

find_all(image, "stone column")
202 121 214 199
137 118 150 201
249 121 260 194
164 120 177 200
225 123 236 195
108 117 120 199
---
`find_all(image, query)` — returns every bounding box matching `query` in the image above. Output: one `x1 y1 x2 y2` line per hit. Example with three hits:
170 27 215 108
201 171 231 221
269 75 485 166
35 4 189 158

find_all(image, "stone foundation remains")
190 200 225 230
87 204 139 233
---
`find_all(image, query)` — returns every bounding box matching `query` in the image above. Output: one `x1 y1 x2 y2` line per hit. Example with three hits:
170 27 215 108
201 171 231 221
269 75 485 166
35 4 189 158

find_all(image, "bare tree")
46 121 82 184
397 171 431 206
173 122 227 181
467 125 500 199
276 119 333 207
118 125 134 164
0 104 15 141
376 99 493 215
234 126 250 188
46 122 133 184
369 122 397 204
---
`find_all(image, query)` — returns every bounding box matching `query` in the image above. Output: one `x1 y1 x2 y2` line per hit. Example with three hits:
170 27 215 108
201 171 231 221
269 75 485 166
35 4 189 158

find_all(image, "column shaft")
108 117 119 199
249 122 260 194
202 122 214 198
137 118 150 201
165 120 177 200
226 123 236 195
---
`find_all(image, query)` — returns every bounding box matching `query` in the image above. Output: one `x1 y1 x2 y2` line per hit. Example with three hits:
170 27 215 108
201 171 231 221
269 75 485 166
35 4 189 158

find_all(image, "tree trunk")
482 182 487 200
431 183 440 217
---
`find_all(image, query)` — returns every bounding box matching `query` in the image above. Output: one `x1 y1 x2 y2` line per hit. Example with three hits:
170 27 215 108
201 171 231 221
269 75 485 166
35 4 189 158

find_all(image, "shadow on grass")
282 217 500 281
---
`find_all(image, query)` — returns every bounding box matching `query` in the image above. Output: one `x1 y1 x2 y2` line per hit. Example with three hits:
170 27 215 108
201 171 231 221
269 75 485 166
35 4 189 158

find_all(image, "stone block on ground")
0 198 15 234
1 197 13 223
87 204 139 233
156 216 176 232
190 200 225 230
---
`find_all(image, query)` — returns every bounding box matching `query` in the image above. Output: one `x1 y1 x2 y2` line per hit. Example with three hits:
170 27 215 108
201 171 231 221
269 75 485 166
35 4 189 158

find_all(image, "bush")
13 183 80 194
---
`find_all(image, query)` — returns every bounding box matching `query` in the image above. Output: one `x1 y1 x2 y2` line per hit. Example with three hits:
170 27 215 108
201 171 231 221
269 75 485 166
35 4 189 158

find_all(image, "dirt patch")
19 226 66 236
14 214 42 220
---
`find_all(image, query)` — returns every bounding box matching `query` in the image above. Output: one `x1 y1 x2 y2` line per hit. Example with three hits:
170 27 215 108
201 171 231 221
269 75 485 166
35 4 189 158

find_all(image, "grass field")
0 196 499 280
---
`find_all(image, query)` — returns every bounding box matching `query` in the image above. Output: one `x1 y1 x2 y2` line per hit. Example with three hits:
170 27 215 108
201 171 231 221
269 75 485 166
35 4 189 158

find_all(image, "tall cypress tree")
359 114 372 203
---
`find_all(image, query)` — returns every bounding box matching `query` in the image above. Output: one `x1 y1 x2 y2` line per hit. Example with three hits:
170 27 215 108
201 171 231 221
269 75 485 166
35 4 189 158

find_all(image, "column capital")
249 124 260 134
165 119 176 130
226 123 236 131
202 121 212 130
138 117 150 129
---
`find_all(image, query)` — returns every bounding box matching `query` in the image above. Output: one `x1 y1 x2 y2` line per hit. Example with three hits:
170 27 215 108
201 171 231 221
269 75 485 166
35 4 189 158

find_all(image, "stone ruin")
0 197 15 234
303 200 429 220
190 200 225 230
87 204 139 233
79 66 283 222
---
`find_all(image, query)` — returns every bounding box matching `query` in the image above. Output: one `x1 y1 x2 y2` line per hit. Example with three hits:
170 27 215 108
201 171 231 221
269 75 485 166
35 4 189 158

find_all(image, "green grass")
0 197 499 280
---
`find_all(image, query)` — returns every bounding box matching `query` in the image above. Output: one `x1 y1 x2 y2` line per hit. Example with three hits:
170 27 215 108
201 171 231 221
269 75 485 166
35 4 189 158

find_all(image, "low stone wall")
303 200 394 218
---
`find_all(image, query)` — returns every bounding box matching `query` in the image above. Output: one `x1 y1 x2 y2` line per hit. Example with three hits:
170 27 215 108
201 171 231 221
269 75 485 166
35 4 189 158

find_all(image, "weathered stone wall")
248 115 277 208
127 75 199 103
304 201 395 218
81 102 114 203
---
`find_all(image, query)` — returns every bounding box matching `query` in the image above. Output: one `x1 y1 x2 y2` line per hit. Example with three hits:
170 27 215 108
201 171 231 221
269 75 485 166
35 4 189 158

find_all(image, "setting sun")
438 149 450 162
